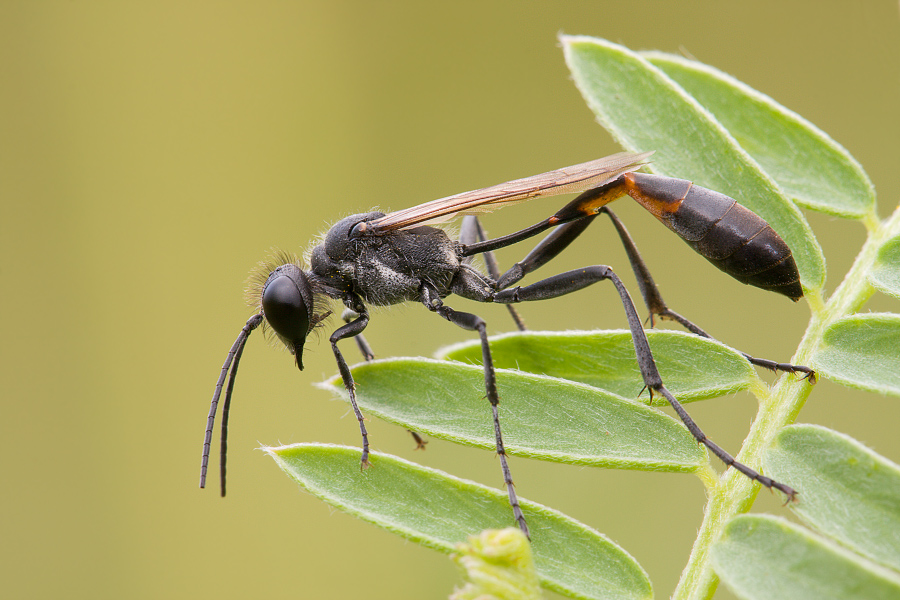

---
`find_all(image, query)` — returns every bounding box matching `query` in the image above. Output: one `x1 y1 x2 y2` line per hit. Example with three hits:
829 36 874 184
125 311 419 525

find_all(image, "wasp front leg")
331 296 372 468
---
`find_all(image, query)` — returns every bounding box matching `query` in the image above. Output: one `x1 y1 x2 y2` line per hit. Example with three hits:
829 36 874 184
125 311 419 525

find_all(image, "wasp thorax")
261 264 314 370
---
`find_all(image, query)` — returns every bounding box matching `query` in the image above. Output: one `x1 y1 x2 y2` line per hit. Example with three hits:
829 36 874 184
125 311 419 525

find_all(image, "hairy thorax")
310 212 461 306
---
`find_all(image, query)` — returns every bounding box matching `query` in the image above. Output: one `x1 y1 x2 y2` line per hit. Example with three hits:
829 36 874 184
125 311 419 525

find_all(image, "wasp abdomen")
624 172 803 301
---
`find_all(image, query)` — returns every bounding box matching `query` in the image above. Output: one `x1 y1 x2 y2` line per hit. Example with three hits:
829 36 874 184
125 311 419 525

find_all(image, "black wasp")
200 151 813 538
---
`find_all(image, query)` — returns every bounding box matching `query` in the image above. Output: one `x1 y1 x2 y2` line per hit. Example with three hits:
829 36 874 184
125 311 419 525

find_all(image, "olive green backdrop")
2 2 899 599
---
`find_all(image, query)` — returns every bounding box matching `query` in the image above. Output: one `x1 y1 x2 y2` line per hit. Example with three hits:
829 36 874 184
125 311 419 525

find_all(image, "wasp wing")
365 151 653 233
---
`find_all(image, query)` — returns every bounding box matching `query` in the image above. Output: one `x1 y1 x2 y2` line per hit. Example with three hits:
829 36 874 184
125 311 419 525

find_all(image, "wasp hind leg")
489 263 797 500
599 207 814 382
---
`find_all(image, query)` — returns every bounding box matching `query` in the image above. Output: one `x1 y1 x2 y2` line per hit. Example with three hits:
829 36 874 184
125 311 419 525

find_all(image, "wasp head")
247 251 331 370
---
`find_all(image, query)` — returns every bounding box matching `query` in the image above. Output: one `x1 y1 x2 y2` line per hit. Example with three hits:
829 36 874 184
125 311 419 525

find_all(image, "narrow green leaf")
438 329 755 405
561 35 824 293
644 52 876 219
712 515 900 600
811 313 900 395
869 235 900 298
765 424 900 572
318 358 707 472
266 444 653 600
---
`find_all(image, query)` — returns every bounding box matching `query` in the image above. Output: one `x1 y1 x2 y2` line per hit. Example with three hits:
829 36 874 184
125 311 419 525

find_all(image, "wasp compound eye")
261 266 314 370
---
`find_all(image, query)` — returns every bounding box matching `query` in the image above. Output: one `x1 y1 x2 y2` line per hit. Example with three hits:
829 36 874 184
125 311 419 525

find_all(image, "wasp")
200 151 812 538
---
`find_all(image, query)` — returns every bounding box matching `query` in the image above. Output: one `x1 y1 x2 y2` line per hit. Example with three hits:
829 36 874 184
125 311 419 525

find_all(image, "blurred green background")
2 2 899 599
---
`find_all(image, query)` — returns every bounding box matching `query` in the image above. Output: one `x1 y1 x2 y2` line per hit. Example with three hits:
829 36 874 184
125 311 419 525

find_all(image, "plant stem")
671 204 900 600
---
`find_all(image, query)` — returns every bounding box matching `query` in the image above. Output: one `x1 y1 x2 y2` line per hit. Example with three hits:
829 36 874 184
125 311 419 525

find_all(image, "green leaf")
712 515 900 600
811 313 900 395
319 358 707 472
266 444 653 600
438 329 756 405
644 52 876 219
561 35 824 293
869 235 900 298
765 424 900 572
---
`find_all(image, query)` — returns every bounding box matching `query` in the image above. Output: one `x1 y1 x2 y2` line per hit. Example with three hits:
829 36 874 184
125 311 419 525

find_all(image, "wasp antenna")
219 319 255 496
200 313 264 493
